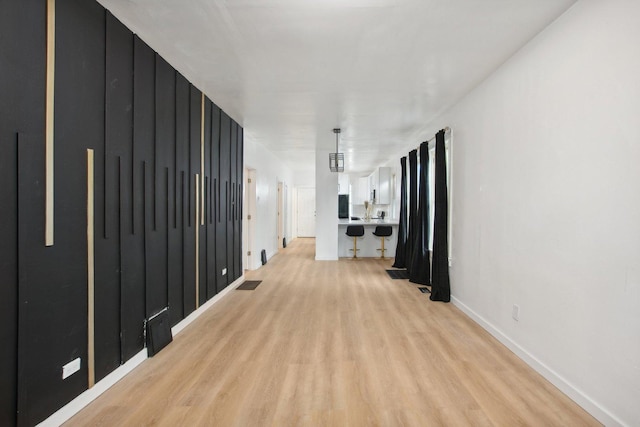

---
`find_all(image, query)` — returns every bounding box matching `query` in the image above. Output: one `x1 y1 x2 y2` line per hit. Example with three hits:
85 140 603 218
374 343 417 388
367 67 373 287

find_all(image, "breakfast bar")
338 219 399 258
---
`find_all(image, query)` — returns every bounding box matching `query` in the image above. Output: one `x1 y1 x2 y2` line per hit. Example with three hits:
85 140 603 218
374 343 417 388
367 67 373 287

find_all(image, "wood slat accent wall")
0 1 243 424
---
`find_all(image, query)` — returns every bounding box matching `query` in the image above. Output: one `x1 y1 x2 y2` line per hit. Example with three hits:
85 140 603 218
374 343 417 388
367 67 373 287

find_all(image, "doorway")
277 181 284 250
296 187 316 237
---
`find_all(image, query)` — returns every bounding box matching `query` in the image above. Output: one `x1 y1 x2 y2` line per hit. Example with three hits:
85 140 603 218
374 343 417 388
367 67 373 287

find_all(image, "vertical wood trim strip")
45 0 55 246
200 94 205 225
195 173 200 308
87 149 95 388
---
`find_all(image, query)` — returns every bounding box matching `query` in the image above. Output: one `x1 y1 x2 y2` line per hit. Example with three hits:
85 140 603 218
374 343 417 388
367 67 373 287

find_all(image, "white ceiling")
98 0 576 176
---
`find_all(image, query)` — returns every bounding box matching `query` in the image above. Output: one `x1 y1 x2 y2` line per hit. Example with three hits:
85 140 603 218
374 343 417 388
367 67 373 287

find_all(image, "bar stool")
372 225 393 259
345 225 365 259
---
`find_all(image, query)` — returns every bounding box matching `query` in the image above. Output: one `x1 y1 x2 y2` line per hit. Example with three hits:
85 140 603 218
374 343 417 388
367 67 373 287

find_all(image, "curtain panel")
409 141 430 285
430 129 450 302
392 156 408 268
405 149 418 272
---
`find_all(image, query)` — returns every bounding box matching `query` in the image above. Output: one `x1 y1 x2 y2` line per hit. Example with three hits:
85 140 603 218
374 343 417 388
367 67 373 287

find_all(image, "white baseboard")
37 349 147 427
451 295 623 427
171 275 244 336
37 275 244 427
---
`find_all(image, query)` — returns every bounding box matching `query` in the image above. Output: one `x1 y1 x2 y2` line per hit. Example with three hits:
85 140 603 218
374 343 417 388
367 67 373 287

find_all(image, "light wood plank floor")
65 238 600 426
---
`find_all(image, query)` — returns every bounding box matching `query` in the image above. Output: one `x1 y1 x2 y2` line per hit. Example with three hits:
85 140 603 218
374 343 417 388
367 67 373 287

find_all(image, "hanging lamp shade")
329 153 344 172
329 128 344 172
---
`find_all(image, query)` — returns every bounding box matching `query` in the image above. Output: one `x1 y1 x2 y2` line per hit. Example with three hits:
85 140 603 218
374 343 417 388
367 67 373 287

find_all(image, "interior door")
277 182 283 249
296 187 316 237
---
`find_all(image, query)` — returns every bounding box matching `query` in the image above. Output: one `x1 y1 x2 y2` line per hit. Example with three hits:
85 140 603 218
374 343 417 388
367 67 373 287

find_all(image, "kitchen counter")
338 219 399 258
338 218 399 226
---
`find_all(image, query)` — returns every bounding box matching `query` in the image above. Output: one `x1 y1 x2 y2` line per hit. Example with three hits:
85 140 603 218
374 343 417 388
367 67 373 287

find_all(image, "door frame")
277 181 283 250
243 168 256 270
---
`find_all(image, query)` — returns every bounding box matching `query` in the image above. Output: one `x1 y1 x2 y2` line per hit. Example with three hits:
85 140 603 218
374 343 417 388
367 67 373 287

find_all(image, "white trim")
37 275 244 427
37 350 146 427
451 295 624 427
172 275 244 336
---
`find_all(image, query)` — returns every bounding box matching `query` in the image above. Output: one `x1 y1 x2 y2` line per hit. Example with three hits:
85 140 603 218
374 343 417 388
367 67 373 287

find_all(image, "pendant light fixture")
329 128 344 172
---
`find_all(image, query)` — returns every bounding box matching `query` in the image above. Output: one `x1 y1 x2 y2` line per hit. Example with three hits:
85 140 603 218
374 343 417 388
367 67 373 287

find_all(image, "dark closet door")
216 112 230 292
233 123 243 280
236 127 243 278
183 84 200 316
228 121 237 283
197 98 211 306
142 54 173 323
94 9 121 384
105 12 148 368
168 72 189 325
207 104 221 299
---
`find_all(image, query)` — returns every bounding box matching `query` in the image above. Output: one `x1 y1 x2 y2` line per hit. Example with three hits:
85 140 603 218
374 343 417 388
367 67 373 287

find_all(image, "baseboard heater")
145 308 172 357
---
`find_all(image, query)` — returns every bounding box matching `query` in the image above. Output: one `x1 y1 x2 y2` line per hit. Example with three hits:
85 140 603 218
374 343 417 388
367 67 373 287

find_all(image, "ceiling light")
329 128 344 172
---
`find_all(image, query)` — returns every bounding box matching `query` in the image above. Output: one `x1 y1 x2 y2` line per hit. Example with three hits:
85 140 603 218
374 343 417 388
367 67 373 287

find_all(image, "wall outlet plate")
62 357 81 379
512 304 520 321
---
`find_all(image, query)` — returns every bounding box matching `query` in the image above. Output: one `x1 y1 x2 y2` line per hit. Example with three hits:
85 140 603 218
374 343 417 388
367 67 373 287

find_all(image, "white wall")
244 132 294 269
402 1 639 425
293 168 315 188
315 149 338 260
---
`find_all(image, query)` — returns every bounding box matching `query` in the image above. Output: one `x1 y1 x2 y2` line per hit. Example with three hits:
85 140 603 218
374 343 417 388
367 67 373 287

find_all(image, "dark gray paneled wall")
0 0 243 425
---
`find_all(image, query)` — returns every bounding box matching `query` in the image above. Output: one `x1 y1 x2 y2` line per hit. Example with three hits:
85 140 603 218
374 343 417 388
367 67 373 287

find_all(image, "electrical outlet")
222 268 227 276
62 357 81 379
512 304 520 321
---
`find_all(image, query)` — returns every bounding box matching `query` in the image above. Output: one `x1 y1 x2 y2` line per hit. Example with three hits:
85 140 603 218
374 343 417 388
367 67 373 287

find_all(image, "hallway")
66 238 599 426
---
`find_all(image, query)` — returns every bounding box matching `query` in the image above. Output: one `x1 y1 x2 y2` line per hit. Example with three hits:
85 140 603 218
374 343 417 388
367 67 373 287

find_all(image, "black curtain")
409 142 430 285
404 149 418 272
430 129 450 302
392 156 408 268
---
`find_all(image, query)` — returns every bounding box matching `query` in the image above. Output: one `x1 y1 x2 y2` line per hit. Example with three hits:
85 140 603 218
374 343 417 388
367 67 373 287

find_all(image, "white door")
297 187 316 237
277 182 284 249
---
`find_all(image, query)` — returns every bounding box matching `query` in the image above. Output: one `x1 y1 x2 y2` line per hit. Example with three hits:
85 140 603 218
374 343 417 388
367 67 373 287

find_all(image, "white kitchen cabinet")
369 169 378 202
368 167 391 204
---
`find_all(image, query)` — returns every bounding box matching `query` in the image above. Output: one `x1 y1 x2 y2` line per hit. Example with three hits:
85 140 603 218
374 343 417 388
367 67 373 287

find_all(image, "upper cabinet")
347 168 391 204
369 167 391 204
